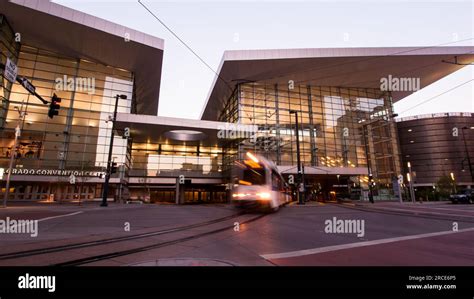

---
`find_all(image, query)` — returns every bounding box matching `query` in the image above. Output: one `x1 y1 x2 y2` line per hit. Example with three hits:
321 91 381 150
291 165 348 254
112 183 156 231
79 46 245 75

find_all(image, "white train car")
231 152 292 212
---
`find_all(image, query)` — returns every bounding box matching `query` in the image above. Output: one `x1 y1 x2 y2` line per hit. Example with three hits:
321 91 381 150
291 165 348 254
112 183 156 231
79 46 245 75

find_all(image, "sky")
55 0 474 120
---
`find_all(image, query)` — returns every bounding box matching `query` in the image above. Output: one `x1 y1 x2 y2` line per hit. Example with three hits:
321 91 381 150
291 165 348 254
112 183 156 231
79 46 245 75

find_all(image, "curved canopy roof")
201 46 474 121
2 0 164 115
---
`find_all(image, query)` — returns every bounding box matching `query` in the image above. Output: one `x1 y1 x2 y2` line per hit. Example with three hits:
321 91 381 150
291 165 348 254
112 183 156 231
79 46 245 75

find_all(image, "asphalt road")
0 201 473 266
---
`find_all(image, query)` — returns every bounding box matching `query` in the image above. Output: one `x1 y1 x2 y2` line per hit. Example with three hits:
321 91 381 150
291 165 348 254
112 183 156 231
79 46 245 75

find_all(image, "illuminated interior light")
246 152 259 163
238 180 252 186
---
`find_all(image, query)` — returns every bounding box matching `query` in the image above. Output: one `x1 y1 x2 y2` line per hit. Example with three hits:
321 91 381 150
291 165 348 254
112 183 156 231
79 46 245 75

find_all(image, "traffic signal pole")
362 125 374 203
290 110 305 205
2 102 26 208
1 63 59 208
101 94 126 207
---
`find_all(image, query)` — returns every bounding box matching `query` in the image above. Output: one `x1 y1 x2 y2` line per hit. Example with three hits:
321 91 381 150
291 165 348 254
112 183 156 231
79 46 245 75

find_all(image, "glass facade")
0 40 133 200
0 15 21 129
220 83 401 192
129 142 223 177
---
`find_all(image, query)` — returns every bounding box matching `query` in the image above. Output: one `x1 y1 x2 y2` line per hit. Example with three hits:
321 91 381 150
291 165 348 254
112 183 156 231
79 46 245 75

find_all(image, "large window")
0 44 133 173
218 83 401 187
130 142 222 177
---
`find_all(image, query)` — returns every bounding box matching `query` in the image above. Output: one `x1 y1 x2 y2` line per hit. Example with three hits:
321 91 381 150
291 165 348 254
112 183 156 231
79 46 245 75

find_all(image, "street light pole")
290 110 304 205
101 94 127 207
461 126 474 184
3 102 26 208
361 124 374 203
407 162 416 203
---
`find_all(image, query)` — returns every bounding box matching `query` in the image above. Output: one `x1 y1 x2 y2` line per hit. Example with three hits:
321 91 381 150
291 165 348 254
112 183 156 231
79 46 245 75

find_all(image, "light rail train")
231 152 292 212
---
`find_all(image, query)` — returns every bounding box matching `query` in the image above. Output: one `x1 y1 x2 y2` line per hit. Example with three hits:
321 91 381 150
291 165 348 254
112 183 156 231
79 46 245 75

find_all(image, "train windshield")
242 167 266 185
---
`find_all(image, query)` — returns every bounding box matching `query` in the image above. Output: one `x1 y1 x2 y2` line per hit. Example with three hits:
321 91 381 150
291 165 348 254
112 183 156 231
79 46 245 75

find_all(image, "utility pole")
1 61 58 207
3 102 26 208
290 110 304 205
294 110 304 204
101 94 127 207
362 124 374 203
407 162 416 203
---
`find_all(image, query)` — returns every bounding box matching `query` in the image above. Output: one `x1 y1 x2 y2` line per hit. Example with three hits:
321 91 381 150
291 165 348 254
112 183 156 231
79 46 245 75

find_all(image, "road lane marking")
260 227 474 260
37 211 83 223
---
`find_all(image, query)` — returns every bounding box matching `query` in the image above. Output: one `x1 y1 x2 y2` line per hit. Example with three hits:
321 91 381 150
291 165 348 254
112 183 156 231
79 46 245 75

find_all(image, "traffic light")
111 162 118 174
48 93 61 119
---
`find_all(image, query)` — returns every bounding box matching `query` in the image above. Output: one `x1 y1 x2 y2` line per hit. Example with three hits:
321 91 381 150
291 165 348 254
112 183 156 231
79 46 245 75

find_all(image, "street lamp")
101 94 127 207
360 124 374 203
290 110 304 205
461 126 474 185
407 162 415 203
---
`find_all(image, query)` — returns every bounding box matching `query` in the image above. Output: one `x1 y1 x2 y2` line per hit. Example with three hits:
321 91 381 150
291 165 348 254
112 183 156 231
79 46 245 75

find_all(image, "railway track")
0 211 250 262
53 213 266 266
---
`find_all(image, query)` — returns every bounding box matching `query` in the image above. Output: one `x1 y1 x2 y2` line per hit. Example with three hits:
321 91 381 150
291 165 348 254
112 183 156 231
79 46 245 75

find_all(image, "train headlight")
257 192 271 199
232 193 249 198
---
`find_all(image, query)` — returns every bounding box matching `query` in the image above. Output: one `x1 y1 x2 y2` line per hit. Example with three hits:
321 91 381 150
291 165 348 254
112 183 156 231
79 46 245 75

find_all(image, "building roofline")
396 112 474 122
200 46 474 121
3 0 164 115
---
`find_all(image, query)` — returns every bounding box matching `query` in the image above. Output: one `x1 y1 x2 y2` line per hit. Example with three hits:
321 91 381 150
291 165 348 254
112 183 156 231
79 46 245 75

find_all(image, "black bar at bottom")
0 267 472 298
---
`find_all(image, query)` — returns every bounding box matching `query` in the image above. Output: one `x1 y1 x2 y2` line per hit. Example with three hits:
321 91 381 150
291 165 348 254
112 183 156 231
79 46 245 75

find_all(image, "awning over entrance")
115 113 257 146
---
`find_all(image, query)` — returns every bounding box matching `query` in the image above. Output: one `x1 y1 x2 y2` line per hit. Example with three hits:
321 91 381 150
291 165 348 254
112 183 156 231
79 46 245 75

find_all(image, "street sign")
17 77 36 95
4 58 18 83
